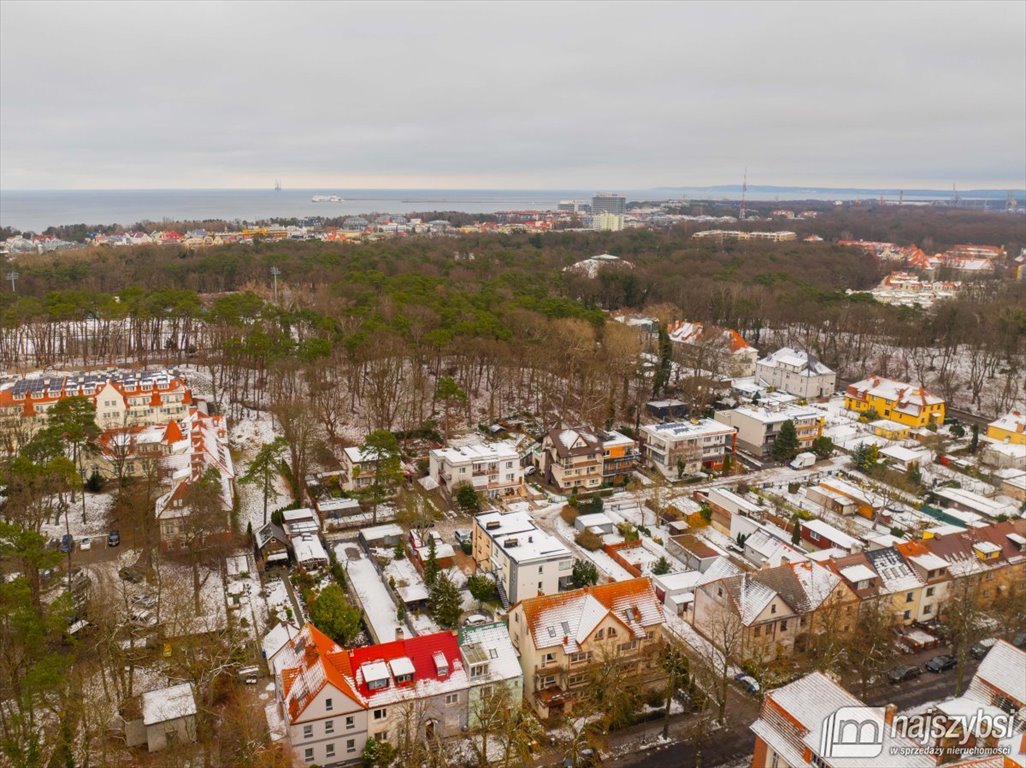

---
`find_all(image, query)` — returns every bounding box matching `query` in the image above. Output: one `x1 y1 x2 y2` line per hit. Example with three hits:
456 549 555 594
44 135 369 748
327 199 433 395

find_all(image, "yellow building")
844 376 945 427
986 410 1026 445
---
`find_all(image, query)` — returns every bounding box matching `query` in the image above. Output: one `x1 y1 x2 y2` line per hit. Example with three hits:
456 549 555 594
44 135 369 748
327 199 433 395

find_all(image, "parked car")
79 537 92 551
925 655 957 673
107 531 120 547
59 534 74 553
734 673 761 694
238 666 260 685
464 614 489 627
971 638 997 660
454 529 471 545
129 609 158 628
887 664 922 684
119 566 144 583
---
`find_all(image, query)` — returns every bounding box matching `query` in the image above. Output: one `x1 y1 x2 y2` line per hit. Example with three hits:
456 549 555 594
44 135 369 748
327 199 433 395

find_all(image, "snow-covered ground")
336 543 401 643
38 490 114 542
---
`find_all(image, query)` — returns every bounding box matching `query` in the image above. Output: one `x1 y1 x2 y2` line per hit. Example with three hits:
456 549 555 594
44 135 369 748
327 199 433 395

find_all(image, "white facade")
472 511 574 604
428 440 524 498
755 347 836 399
640 419 736 475
714 404 823 459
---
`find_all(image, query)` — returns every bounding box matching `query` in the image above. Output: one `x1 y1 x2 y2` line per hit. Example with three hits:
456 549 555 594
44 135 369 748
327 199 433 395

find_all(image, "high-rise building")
591 193 626 216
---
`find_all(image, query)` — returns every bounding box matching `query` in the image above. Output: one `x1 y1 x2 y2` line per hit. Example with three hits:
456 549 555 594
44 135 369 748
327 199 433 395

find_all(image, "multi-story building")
538 427 604 491
271 622 523 766
754 347 836 400
667 321 758 378
843 376 945 427
598 430 640 485
271 623 370 767
471 510 573 607
507 578 666 721
0 369 193 435
428 440 524 499
713 404 824 460
640 419 736 476
591 193 626 216
340 446 380 493
691 560 857 661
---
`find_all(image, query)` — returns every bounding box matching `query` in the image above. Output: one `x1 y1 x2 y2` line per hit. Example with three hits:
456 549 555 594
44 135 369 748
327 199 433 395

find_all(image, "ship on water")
311 194 345 203
274 179 282 191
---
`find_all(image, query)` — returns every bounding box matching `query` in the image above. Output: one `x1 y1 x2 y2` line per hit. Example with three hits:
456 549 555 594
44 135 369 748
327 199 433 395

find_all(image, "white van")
789 452 816 470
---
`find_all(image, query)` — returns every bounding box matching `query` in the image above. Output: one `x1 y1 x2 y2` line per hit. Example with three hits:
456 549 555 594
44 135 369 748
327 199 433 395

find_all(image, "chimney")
395 625 404 640
884 703 897 727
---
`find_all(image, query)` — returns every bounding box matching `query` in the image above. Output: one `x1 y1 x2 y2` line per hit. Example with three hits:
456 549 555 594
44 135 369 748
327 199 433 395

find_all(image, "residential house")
507 578 666 721
986 410 1026 445
714 404 824 460
863 546 925 624
639 419 736 477
754 347 836 400
271 624 370 766
140 683 198 752
667 321 758 378
428 440 524 499
798 518 863 555
651 559 742 619
254 522 291 569
692 560 857 661
456 622 524 727
263 621 301 670
537 427 607 492
843 376 945 427
471 510 573 608
408 529 456 574
922 520 1026 611
696 486 765 534
806 477 880 519
894 540 951 622
341 447 380 493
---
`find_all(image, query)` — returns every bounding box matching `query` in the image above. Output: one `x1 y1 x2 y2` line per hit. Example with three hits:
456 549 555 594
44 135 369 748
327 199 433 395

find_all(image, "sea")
1 186 1020 232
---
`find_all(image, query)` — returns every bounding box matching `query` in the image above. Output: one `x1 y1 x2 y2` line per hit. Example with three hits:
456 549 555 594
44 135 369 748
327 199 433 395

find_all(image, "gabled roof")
969 640 1026 707
277 623 363 722
141 682 197 726
348 631 466 705
546 427 602 458
714 560 844 624
516 578 664 653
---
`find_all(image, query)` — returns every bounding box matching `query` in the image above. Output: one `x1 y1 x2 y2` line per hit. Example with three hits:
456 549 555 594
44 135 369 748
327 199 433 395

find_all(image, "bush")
571 558 599 587
560 505 578 525
467 574 496 603
460 540 472 555
575 529 602 551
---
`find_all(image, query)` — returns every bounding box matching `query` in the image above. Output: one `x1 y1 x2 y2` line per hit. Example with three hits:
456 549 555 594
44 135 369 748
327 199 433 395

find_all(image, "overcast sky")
2 0 1024 190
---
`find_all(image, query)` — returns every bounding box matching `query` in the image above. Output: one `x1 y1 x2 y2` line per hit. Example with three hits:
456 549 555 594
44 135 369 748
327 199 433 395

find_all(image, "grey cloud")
1 0 1023 189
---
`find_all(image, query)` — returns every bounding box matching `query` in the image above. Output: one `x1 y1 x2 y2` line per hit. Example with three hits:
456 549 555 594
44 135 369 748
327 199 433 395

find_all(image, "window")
540 675 556 688
347 739 356 754
303 725 313 739
446 693 459 704
808 530 821 542
345 716 355 730
780 620 788 632
923 604 932 615
374 708 387 721
569 651 591 664
771 604 777 614
325 697 333 711
539 566 544 574
905 592 914 603
608 627 617 637
538 582 542 590
903 610 911 620
304 748 314 763
926 587 934 597
325 720 334 735
325 744 335 758
754 626 761 638
595 629 604 640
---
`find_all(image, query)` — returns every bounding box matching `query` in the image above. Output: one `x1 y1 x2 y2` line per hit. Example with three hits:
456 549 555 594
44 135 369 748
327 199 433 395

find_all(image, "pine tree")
423 534 440 587
430 572 462 629
772 420 800 462
791 515 802 545
652 556 671 575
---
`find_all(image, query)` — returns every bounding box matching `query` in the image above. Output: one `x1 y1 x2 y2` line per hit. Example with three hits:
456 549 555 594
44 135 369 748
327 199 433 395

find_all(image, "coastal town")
1 249 1024 766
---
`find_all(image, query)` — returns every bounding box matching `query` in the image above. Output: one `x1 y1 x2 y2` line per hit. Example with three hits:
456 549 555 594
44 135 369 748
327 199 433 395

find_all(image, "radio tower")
739 169 748 220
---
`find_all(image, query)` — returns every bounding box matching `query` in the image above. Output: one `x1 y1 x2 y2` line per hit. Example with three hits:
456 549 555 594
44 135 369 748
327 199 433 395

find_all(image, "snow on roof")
343 552 400 643
520 578 663 653
731 576 777 625
457 622 522 684
751 672 935 768
564 253 634 278
293 535 328 564
388 656 415 678
934 487 1015 518
431 440 519 465
575 512 613 528
226 553 250 577
801 518 861 551
349 632 467 706
846 376 944 407
970 640 1026 706
262 621 301 662
839 564 876 583
758 347 834 375
360 523 404 541
729 403 823 424
989 410 1026 435
142 683 197 725
642 418 735 440
865 547 922 593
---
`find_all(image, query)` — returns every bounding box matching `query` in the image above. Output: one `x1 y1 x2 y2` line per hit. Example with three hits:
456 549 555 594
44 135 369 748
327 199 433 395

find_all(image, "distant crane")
739 168 748 220
951 183 959 206
274 179 282 192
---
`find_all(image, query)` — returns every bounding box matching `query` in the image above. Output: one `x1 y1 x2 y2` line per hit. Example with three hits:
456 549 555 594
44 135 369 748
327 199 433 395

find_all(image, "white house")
428 440 524 499
755 347 836 400
141 683 197 752
640 419 736 476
